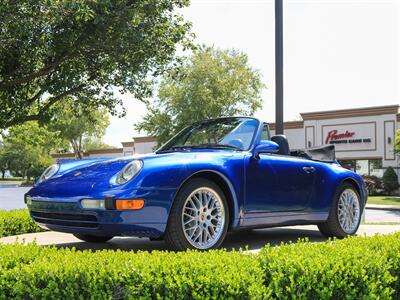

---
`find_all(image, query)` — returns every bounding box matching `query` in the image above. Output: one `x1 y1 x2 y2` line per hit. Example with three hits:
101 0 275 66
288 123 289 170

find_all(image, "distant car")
26 117 367 250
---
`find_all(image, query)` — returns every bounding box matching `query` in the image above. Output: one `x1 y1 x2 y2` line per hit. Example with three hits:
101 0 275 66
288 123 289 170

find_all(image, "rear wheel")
73 234 113 243
318 183 362 238
164 178 229 251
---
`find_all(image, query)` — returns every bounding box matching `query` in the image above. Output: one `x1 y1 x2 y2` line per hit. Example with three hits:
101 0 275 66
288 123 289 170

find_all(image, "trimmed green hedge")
0 233 399 299
0 210 45 238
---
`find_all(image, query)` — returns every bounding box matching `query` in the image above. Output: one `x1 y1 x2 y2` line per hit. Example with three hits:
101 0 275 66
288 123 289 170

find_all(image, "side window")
261 124 270 141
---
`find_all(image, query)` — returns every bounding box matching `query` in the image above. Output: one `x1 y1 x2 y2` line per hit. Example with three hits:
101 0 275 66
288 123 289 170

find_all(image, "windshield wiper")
158 144 242 153
190 143 242 150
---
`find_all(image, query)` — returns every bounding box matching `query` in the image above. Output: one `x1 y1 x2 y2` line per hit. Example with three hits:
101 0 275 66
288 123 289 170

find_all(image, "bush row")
0 209 45 238
0 232 399 299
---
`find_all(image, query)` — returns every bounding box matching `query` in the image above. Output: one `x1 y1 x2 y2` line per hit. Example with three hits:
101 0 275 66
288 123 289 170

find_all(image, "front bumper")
27 199 167 238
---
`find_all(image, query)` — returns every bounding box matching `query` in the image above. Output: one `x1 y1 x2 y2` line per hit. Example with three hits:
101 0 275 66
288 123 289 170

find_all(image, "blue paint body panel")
26 118 367 238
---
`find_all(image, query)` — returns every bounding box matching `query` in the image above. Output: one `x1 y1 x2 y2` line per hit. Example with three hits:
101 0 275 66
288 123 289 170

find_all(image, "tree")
135 46 264 145
0 141 9 179
395 129 400 154
83 137 115 151
382 167 399 195
48 100 110 158
1 123 59 180
0 0 192 129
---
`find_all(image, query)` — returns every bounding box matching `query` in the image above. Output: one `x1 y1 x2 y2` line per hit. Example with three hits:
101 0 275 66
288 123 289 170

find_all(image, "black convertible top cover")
291 145 336 163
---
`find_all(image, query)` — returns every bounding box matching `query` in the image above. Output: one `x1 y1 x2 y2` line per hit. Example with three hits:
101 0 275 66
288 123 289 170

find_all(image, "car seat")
271 135 290 156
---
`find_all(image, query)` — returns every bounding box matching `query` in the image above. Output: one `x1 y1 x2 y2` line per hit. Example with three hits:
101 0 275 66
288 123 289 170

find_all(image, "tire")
318 183 362 238
164 178 229 251
73 234 114 243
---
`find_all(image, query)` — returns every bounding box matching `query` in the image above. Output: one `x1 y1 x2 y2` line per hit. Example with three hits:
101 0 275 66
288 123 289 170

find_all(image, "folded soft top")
291 145 336 163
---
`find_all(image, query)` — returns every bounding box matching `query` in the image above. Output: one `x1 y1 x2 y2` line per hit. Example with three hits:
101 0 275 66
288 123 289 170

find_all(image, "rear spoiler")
291 145 336 163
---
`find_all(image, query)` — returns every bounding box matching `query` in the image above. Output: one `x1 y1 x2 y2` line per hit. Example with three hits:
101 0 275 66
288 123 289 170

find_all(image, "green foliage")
0 245 265 299
0 233 400 299
135 46 264 145
82 137 115 151
1 122 59 179
48 99 111 158
395 129 400 154
362 175 383 195
0 142 8 178
0 0 192 129
382 167 399 195
0 210 45 238
258 234 400 299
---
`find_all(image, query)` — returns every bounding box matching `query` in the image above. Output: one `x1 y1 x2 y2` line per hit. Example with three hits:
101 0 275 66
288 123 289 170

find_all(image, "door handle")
302 166 316 174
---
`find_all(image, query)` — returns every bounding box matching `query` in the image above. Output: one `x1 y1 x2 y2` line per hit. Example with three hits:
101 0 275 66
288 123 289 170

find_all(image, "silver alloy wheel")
182 187 225 249
338 188 361 234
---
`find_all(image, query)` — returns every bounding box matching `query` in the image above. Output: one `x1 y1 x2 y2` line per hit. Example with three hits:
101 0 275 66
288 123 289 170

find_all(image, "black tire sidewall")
332 183 362 237
167 178 229 250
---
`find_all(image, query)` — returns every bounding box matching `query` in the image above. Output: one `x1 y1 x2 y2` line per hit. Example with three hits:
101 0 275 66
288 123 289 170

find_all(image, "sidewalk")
1 225 399 253
366 204 400 211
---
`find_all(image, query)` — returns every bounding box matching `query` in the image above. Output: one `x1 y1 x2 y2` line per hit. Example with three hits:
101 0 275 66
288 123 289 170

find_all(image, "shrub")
0 233 399 299
258 233 400 299
0 245 266 299
0 210 45 238
362 175 383 195
382 167 399 195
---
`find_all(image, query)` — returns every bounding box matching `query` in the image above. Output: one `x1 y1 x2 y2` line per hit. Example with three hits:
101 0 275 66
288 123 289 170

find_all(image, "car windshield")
158 118 259 152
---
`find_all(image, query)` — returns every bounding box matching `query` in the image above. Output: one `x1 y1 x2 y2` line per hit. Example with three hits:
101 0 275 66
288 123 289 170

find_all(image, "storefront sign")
322 122 376 152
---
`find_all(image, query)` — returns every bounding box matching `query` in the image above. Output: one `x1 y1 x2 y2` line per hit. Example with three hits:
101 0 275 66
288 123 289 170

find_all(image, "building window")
338 159 383 177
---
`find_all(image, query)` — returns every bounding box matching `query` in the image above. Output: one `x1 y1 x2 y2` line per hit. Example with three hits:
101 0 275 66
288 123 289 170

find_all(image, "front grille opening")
31 210 98 228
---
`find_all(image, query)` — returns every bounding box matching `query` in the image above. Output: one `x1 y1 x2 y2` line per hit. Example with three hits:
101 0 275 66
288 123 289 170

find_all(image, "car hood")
28 150 244 198
36 150 241 187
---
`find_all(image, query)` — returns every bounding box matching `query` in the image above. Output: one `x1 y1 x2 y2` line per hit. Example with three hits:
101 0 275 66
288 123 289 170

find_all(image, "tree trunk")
71 140 82 159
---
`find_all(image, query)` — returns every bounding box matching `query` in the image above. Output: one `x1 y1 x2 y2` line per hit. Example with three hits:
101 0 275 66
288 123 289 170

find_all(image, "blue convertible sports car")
26 117 367 250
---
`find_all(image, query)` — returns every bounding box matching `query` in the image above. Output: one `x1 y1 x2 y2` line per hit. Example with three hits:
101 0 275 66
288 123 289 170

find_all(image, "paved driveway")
0 185 30 210
1 186 399 252
1 225 399 253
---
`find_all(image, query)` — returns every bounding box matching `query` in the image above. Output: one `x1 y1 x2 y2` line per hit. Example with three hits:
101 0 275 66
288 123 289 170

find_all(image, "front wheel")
164 178 229 251
318 183 362 238
73 234 114 243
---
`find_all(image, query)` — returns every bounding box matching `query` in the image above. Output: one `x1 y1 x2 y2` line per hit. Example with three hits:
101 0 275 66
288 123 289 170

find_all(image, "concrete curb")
366 204 400 212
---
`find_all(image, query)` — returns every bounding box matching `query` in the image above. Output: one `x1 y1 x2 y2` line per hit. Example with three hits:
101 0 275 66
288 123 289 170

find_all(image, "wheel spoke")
338 189 360 234
182 187 225 249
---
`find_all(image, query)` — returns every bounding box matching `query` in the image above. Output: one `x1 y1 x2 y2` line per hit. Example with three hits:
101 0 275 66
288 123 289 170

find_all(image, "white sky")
104 0 400 147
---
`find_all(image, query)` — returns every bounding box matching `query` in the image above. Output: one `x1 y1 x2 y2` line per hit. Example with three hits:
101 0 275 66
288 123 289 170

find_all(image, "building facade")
270 105 400 180
52 105 400 182
52 136 157 161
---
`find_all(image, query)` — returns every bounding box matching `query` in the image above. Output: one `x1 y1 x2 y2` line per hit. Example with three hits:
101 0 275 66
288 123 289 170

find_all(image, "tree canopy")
1 123 59 180
48 99 110 158
0 0 192 129
135 46 265 145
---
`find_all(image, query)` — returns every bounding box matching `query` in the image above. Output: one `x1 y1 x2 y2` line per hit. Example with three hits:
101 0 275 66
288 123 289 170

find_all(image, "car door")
245 153 317 214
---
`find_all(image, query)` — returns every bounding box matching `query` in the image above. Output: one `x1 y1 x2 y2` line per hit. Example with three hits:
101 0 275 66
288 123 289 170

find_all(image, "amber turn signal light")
115 199 145 210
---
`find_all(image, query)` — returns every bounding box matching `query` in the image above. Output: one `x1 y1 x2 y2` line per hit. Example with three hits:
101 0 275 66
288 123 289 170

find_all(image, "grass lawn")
0 177 23 185
367 196 400 206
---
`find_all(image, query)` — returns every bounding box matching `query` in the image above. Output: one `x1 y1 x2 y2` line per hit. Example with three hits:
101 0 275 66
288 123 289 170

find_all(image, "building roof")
300 105 399 121
269 121 304 130
122 136 157 147
52 148 123 158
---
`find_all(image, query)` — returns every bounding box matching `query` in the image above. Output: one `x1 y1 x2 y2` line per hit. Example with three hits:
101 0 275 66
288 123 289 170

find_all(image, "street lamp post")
275 0 284 134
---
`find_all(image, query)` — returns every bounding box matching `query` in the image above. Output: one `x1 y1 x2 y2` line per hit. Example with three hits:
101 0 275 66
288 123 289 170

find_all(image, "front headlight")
115 160 143 185
37 164 59 183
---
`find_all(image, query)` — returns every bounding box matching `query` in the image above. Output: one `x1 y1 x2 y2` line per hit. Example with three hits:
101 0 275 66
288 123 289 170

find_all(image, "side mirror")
254 140 279 158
